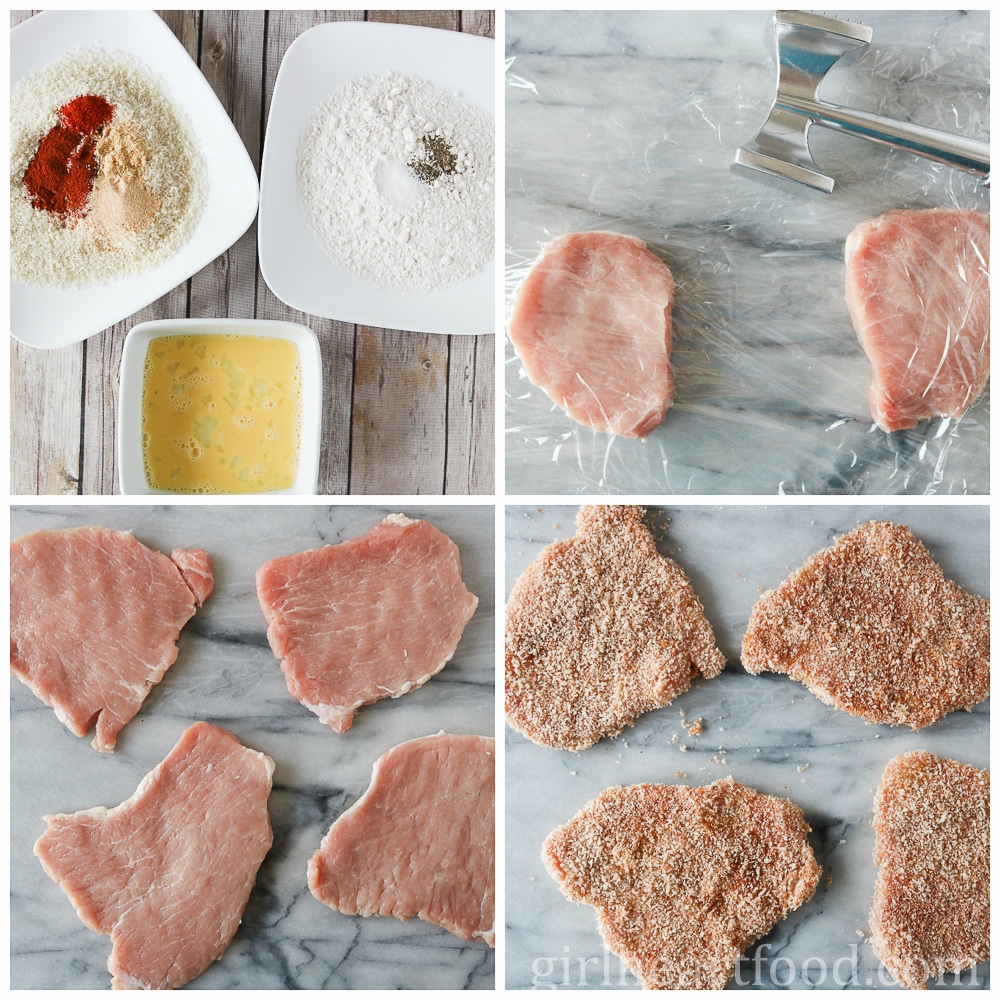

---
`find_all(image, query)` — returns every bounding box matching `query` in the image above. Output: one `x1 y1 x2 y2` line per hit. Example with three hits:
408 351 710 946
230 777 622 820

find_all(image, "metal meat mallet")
732 10 990 194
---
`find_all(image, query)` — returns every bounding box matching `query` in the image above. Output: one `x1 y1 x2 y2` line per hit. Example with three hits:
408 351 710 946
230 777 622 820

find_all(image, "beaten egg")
141 334 302 494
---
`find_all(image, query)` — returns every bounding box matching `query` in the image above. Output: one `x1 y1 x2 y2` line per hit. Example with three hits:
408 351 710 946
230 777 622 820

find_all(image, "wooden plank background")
10 9 496 495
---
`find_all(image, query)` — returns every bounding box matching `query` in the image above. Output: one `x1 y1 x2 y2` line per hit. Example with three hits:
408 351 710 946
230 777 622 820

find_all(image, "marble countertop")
10 504 495 990
504 10 989 495
503 505 989 990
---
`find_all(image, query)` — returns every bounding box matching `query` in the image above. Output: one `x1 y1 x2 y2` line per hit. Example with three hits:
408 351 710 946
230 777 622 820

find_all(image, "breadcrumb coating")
741 521 988 728
543 779 821 989
870 750 989 989
505 506 725 750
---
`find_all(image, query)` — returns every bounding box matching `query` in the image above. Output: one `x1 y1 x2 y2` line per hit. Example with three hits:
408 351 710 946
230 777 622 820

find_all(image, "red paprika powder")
22 94 115 223
59 94 114 133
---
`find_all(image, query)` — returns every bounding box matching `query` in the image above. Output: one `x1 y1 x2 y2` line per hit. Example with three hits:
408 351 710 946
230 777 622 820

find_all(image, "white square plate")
10 10 259 349
258 21 495 335
117 318 322 495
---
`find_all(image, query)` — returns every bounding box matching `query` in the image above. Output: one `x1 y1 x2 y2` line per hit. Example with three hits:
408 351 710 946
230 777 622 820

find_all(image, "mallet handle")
775 94 990 177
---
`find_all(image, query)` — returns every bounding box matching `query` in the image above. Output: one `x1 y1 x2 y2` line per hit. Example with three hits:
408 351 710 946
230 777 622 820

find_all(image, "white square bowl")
118 318 322 495
10 10 260 349
258 21 495 335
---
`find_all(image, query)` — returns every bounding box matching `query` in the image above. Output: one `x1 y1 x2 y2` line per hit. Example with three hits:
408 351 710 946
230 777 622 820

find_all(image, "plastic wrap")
505 10 989 495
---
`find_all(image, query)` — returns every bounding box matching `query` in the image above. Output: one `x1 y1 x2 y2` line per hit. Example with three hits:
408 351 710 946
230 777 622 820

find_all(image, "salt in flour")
297 72 494 294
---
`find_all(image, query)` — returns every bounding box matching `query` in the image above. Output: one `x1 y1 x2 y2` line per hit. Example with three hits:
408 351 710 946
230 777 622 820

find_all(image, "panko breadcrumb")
542 779 821 989
870 750 989 990
505 506 725 750
741 521 988 729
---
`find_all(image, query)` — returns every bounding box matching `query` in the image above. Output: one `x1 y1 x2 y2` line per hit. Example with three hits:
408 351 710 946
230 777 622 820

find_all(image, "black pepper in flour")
409 133 459 184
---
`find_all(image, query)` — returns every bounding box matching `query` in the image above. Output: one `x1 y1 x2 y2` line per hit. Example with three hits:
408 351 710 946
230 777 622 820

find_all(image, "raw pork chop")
256 514 478 732
543 779 821 989
308 732 495 945
10 526 213 752
35 721 274 990
505 506 724 750
870 750 988 990
509 231 675 438
742 521 988 729
844 207 989 432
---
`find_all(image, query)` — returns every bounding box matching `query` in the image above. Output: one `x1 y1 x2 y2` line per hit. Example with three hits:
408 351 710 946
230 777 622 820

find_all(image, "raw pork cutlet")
34 721 274 990
543 779 821 990
256 513 478 733
308 732 495 945
505 506 724 750
870 750 988 990
844 207 989 432
509 231 675 438
741 520 988 729
10 526 213 752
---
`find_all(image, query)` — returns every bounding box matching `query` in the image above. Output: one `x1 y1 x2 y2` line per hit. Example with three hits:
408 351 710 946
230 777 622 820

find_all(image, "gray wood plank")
444 334 495 494
350 326 449 493
345 8 496 494
367 10 460 30
10 342 83 494
189 9 264 320
461 9 496 37
346 9 457 494
256 9 365 495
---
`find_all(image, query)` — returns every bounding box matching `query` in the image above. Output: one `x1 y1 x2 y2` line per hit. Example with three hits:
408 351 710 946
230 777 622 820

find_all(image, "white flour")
297 72 494 294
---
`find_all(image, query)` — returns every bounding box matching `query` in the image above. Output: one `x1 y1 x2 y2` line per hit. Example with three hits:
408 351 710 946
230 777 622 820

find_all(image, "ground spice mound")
22 94 114 222
505 506 725 750
89 121 162 240
870 750 989 989
741 521 988 729
10 47 205 289
543 779 821 989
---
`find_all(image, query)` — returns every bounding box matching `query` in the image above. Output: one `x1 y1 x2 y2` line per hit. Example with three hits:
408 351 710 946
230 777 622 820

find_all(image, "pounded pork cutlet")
308 733 495 945
741 521 988 729
543 779 821 990
256 513 478 732
870 750 989 990
845 208 989 432
509 231 675 438
505 506 724 750
10 526 213 752
35 721 274 990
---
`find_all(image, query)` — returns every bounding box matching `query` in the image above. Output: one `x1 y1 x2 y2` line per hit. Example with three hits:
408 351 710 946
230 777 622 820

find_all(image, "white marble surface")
505 10 989 495
504 505 989 990
10 504 495 990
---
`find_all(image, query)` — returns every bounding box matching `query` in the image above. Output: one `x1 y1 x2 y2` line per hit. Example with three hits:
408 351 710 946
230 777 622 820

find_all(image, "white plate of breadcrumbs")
258 22 495 335
10 10 259 349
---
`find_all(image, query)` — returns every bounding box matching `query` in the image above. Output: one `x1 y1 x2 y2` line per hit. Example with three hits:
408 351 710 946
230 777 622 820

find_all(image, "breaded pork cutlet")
505 506 725 750
870 750 989 990
741 521 988 729
543 779 821 989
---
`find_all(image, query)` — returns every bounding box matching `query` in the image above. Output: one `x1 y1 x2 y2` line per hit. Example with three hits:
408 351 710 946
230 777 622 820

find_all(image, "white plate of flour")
258 22 495 335
10 11 259 349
